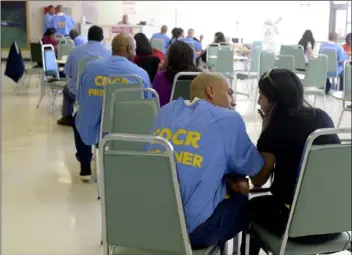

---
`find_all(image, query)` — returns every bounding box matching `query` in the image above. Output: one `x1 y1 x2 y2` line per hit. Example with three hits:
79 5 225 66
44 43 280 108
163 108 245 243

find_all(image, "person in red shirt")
133 32 164 63
342 33 351 56
41 28 58 57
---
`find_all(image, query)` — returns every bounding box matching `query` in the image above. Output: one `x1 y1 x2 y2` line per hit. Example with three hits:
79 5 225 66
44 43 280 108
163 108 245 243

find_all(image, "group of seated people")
53 23 346 253
298 30 351 93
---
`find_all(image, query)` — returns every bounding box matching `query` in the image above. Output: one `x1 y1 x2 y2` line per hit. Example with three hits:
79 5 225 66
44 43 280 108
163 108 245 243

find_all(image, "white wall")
1 1 330 59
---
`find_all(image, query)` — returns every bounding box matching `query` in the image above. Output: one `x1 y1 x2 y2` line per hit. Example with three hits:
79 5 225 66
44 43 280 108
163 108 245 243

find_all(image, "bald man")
73 33 151 181
50 5 75 36
151 25 170 53
69 29 87 46
118 14 130 25
146 72 265 250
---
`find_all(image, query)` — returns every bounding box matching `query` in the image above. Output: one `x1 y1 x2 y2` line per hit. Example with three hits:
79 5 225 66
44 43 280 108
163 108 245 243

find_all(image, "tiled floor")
1 67 351 255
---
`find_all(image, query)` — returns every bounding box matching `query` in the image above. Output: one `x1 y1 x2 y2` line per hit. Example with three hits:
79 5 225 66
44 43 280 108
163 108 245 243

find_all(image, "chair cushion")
252 223 350 255
236 72 258 80
111 245 220 255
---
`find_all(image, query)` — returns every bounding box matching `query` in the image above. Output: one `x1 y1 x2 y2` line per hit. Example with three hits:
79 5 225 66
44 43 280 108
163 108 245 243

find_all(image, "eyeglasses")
261 69 277 88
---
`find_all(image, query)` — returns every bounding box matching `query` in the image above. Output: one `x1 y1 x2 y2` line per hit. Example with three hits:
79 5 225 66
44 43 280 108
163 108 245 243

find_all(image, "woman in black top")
246 69 340 255
298 29 315 60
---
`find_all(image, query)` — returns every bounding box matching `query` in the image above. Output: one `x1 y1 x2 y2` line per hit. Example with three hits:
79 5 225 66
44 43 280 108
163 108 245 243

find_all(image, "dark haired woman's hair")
258 68 314 123
214 32 226 43
298 30 315 51
134 33 153 55
43 28 56 37
165 41 200 82
346 33 352 45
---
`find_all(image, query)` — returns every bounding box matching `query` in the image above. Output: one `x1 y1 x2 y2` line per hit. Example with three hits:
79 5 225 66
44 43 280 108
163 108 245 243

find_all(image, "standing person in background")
151 25 170 53
152 41 201 106
319 32 348 92
298 30 315 62
41 28 58 57
118 14 130 25
342 33 351 56
57 25 111 127
69 29 88 47
50 5 75 36
43 5 55 32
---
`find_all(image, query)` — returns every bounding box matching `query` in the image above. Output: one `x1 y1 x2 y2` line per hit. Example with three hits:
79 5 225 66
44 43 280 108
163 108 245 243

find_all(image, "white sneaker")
80 174 91 182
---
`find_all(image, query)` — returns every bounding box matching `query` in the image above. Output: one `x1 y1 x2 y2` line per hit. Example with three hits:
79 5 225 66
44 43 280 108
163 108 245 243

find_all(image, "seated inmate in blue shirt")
75 33 151 146
146 73 265 248
50 6 75 36
151 25 170 53
319 32 348 77
58 25 111 127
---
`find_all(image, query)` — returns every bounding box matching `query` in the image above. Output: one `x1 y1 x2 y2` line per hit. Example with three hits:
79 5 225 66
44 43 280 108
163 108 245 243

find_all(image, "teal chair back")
303 54 328 89
107 88 160 151
58 42 74 59
274 55 295 71
170 72 201 101
259 51 275 77
292 45 306 71
150 38 164 52
99 134 191 254
252 41 263 48
100 75 143 140
319 48 338 77
207 43 221 69
343 61 352 101
280 44 306 71
215 49 234 74
219 44 232 51
286 128 351 239
76 55 102 95
248 45 261 73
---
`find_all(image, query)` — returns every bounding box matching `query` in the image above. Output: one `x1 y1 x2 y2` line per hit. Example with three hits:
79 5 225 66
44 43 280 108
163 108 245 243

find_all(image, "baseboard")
1 57 31 61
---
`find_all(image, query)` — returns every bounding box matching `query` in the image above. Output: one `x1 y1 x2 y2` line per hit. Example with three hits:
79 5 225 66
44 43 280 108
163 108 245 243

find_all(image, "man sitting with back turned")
73 33 151 181
57 25 111 126
69 29 88 47
146 72 273 251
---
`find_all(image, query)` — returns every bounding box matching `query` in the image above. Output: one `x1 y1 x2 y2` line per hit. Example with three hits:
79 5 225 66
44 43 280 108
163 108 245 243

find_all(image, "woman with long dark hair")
133 32 164 63
245 68 340 254
298 30 315 62
152 41 201 106
200 31 229 63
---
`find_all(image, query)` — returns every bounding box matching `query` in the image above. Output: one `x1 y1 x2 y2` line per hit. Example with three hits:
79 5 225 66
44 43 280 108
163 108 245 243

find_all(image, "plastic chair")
36 44 68 113
279 45 306 73
319 48 340 89
302 54 328 110
170 72 201 101
150 38 164 52
15 41 43 94
99 133 221 255
274 55 295 71
244 128 352 255
135 56 160 83
332 61 352 127
206 43 221 70
58 41 74 60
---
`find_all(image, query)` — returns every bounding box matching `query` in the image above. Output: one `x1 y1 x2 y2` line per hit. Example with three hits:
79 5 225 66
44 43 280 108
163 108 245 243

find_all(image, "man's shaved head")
111 33 136 61
161 25 168 34
190 72 235 109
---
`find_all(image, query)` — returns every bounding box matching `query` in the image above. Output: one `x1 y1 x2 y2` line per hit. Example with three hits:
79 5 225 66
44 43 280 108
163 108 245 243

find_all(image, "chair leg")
245 233 250 255
323 94 327 111
36 88 46 108
252 86 259 110
313 95 317 107
337 110 345 127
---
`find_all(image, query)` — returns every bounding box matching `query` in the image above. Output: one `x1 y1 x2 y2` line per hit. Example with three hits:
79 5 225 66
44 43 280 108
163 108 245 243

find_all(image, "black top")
257 108 340 205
